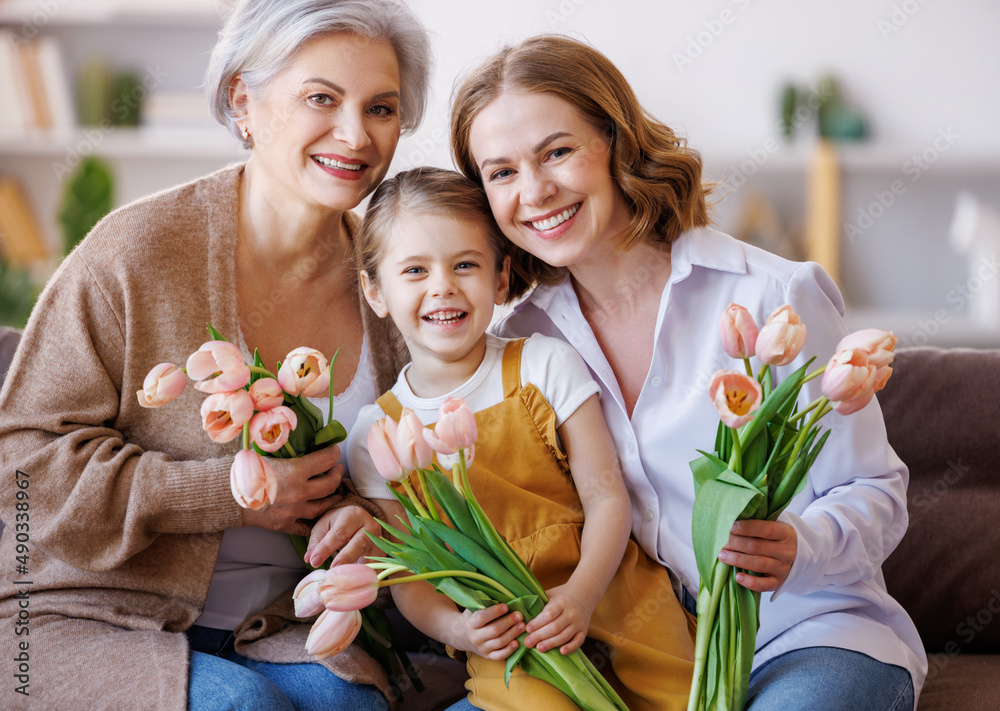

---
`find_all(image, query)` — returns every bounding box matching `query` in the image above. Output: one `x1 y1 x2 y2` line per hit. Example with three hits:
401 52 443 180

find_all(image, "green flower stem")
282 442 296 457
400 478 430 519
378 569 515 600
728 428 743 474
787 397 824 424
757 364 770 384
242 422 250 450
687 561 731 711
783 399 833 477
416 469 441 522
248 365 277 379
743 357 754 378
375 564 411 581
800 364 827 385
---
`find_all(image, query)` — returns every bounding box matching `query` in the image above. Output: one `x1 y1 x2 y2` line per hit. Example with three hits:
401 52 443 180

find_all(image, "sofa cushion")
878 347 1000 654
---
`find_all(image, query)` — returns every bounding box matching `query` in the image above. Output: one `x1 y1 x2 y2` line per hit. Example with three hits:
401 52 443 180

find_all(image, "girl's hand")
719 519 798 592
241 446 344 536
523 584 593 655
455 604 526 661
305 504 381 568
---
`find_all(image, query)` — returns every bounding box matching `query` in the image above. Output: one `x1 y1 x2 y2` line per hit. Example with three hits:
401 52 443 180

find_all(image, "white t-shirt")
347 333 600 502
195 335 377 631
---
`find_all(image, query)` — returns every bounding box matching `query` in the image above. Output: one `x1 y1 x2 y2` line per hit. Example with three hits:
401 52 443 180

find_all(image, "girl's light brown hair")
451 34 711 299
356 166 508 391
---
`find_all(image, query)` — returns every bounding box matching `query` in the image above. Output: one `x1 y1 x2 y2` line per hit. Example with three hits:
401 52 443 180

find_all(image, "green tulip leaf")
692 469 763 585
205 323 227 342
314 419 347 447
421 519 532 599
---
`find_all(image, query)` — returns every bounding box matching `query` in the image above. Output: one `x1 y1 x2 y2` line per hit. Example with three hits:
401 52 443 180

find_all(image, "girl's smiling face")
361 212 510 389
468 90 632 272
238 32 402 214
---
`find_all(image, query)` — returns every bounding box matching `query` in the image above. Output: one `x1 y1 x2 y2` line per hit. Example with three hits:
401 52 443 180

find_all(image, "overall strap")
501 338 527 399
376 390 404 421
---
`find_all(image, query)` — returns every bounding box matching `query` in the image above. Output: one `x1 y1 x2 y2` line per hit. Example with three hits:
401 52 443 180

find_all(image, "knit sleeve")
0 248 243 573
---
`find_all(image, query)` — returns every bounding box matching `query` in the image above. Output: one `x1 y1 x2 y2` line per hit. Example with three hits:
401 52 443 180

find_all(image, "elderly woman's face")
243 32 401 213
468 90 630 272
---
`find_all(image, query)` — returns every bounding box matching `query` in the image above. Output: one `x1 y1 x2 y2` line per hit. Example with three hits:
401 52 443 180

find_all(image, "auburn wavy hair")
451 34 711 299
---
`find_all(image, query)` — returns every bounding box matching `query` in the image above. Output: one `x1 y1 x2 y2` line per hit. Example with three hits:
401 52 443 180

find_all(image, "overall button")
644 510 655 521
650 376 662 387
627 440 637 455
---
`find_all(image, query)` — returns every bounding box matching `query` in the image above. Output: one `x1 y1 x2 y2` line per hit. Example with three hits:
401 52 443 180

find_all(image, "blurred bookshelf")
0 0 241 327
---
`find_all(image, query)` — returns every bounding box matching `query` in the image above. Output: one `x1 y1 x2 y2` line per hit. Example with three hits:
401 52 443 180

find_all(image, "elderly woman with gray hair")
0 1 430 709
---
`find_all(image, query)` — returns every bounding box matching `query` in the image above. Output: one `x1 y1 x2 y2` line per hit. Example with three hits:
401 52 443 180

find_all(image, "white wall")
391 0 1000 337
396 0 1000 169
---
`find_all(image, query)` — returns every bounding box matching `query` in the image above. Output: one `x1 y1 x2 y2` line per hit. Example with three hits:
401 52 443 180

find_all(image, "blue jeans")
446 597 915 711
187 625 389 711
681 587 914 711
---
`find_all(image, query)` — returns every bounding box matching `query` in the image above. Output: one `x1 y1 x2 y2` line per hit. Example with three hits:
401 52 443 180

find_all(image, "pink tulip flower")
186 341 251 394
436 443 475 470
277 347 330 398
755 306 808 366
719 304 759 359
873 365 893 393
249 406 297 453
306 609 362 659
367 417 405 482
293 569 327 618
836 329 897 369
136 363 187 408
317 564 379 612
248 377 284 411
201 390 255 443
821 348 877 415
230 449 278 510
708 370 763 429
395 409 433 472
433 398 478 451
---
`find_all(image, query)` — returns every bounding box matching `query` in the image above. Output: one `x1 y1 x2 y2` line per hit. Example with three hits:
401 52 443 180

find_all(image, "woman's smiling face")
240 32 402 213
468 90 632 272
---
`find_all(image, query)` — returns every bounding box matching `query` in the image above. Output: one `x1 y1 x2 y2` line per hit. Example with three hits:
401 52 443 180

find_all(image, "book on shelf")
0 30 76 136
0 178 50 265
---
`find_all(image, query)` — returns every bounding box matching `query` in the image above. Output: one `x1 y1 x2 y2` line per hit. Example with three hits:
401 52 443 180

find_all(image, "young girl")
333 167 694 710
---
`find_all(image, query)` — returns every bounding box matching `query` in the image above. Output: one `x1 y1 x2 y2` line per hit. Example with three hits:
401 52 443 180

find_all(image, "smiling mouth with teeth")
313 156 363 171
529 203 580 231
423 310 467 325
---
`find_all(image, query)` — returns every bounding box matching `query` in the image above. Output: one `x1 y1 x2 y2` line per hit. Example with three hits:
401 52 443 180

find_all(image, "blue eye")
549 147 571 159
488 168 514 182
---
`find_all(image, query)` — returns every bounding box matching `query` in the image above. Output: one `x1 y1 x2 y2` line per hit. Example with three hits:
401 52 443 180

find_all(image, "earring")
241 125 250 141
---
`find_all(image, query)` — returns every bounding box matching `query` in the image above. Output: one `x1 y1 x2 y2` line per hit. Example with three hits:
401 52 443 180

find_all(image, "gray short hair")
206 0 431 147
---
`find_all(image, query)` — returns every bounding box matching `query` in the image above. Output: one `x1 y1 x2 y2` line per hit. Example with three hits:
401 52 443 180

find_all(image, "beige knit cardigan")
0 164 392 710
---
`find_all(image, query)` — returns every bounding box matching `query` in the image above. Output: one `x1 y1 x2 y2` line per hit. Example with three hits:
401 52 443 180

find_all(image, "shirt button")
650 376 662 387
627 440 637 455
644 510 655 521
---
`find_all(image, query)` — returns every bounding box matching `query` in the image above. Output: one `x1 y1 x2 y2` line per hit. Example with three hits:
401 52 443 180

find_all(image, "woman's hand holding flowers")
241 445 344 535
718 519 797 592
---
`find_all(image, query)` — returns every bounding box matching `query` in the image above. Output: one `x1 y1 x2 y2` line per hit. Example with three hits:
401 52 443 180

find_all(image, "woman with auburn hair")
0 1 430 709
451 34 925 711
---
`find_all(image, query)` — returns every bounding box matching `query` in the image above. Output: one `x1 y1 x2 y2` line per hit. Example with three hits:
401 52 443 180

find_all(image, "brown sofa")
1 325 997 709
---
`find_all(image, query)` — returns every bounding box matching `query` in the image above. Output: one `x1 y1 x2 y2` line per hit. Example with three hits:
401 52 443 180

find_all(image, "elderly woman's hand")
304 505 381 568
242 446 344 536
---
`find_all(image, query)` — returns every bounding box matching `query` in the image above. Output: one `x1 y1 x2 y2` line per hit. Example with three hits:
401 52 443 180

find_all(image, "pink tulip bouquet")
138 325 422 698
295 397 630 711
137 325 348 505
687 305 897 711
